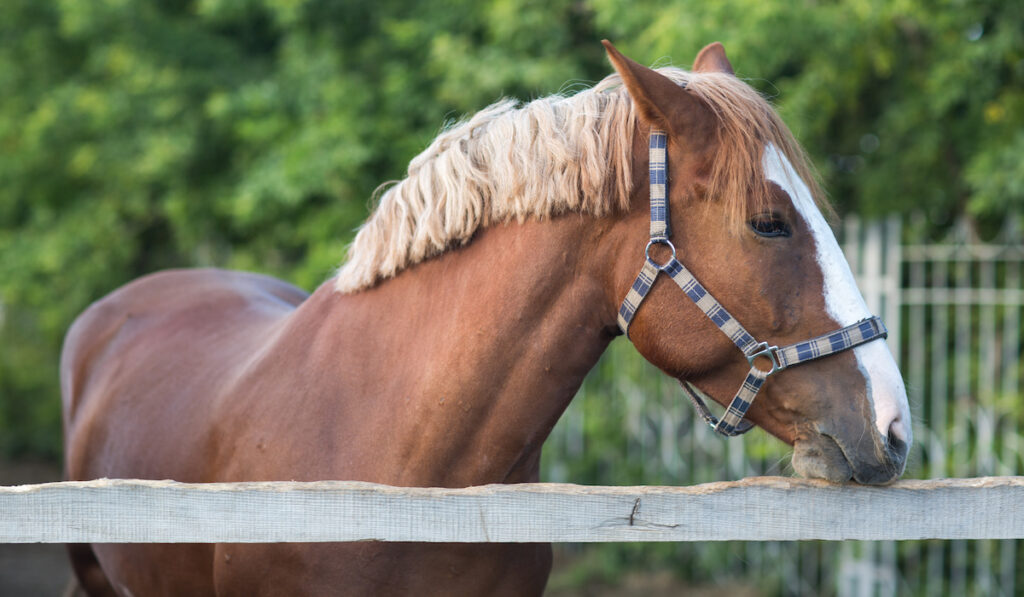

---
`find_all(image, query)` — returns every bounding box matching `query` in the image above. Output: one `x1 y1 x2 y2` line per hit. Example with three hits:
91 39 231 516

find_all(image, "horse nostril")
886 418 910 465
888 416 908 444
888 417 905 442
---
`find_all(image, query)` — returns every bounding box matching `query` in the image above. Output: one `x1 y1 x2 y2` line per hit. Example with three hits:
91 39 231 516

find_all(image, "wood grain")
3 476 1022 543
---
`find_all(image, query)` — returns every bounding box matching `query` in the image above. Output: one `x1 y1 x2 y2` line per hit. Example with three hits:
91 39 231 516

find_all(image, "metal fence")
542 213 1024 596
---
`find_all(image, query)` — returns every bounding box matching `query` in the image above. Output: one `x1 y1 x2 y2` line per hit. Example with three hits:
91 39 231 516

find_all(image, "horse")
60 41 911 596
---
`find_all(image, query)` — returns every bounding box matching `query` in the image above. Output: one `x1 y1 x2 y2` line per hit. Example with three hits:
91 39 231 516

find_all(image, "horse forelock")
334 66 827 293
687 72 830 232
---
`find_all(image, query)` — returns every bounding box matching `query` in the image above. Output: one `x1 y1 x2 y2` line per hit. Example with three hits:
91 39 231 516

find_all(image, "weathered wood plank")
2 477 1023 543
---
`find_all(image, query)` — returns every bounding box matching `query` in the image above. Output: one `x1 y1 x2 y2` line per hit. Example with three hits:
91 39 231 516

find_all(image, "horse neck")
328 215 625 487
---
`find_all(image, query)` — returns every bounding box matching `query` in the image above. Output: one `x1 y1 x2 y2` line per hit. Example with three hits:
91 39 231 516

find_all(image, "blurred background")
1 0 1022 594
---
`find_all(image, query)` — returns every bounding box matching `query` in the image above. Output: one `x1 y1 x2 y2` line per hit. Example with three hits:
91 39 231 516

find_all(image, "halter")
618 129 888 436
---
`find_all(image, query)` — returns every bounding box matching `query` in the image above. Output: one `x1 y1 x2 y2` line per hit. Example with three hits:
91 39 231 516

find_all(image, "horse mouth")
792 434 854 483
672 379 907 485
792 432 906 485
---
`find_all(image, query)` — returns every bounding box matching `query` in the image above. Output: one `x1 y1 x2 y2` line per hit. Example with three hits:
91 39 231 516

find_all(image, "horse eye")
749 214 792 238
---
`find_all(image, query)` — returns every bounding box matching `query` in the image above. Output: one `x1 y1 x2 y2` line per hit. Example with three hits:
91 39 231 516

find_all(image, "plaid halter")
618 129 888 437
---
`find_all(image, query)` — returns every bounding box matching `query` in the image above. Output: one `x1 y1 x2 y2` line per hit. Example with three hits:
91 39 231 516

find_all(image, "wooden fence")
4 476 1024 544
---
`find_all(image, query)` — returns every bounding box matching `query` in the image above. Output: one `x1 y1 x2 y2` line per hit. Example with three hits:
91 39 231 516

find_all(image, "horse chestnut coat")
61 41 910 596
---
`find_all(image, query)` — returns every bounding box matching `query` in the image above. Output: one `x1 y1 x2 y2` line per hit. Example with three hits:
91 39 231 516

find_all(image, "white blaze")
762 144 911 444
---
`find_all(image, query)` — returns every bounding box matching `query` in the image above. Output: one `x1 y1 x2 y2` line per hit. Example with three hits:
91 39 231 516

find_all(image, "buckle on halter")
644 238 677 270
746 342 782 376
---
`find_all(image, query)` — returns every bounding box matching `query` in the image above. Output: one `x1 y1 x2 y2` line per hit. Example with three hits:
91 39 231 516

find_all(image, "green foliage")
0 1 1020 467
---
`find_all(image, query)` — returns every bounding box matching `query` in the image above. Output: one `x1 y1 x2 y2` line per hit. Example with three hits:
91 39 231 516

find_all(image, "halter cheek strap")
618 129 888 437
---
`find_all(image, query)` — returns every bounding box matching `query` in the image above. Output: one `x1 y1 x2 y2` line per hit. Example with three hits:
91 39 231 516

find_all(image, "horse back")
60 268 308 482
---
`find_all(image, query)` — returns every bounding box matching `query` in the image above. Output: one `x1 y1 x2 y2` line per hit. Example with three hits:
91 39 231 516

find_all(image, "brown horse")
61 41 910 595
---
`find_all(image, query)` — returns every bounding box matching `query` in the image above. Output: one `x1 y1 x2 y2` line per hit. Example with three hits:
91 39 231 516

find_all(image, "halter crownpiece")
618 129 889 436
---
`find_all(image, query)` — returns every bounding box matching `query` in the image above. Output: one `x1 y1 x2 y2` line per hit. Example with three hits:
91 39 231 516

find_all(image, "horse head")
602 41 911 484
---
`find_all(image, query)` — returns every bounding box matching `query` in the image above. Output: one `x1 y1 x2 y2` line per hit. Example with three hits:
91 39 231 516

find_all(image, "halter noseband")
618 129 888 437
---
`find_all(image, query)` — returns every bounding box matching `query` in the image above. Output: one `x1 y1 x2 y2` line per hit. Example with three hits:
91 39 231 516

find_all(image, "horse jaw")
762 144 911 480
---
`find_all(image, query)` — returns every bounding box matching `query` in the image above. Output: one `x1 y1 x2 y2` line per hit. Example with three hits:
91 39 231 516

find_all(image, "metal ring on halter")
644 238 677 270
746 341 783 376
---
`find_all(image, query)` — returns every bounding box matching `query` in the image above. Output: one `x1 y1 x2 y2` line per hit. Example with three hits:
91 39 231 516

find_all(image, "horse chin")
791 435 854 484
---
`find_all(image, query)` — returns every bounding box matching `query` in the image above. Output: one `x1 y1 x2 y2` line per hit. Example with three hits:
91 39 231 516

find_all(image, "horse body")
62 42 911 595
62 215 637 595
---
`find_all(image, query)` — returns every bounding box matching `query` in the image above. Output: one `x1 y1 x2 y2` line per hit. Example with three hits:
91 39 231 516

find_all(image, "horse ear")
602 40 693 131
693 42 734 75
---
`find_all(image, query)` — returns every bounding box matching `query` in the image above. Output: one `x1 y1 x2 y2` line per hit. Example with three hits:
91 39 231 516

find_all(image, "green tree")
1 0 1020 461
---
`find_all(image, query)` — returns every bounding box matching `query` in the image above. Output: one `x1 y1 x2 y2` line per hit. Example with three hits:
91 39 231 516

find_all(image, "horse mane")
334 66 824 293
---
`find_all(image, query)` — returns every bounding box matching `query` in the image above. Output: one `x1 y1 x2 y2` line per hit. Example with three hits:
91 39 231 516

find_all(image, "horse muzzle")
792 429 909 485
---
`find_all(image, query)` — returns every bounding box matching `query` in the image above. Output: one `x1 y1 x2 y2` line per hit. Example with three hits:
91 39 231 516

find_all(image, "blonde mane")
335 66 823 293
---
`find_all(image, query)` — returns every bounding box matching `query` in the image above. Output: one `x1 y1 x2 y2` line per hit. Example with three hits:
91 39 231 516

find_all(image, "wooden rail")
3 476 1023 543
